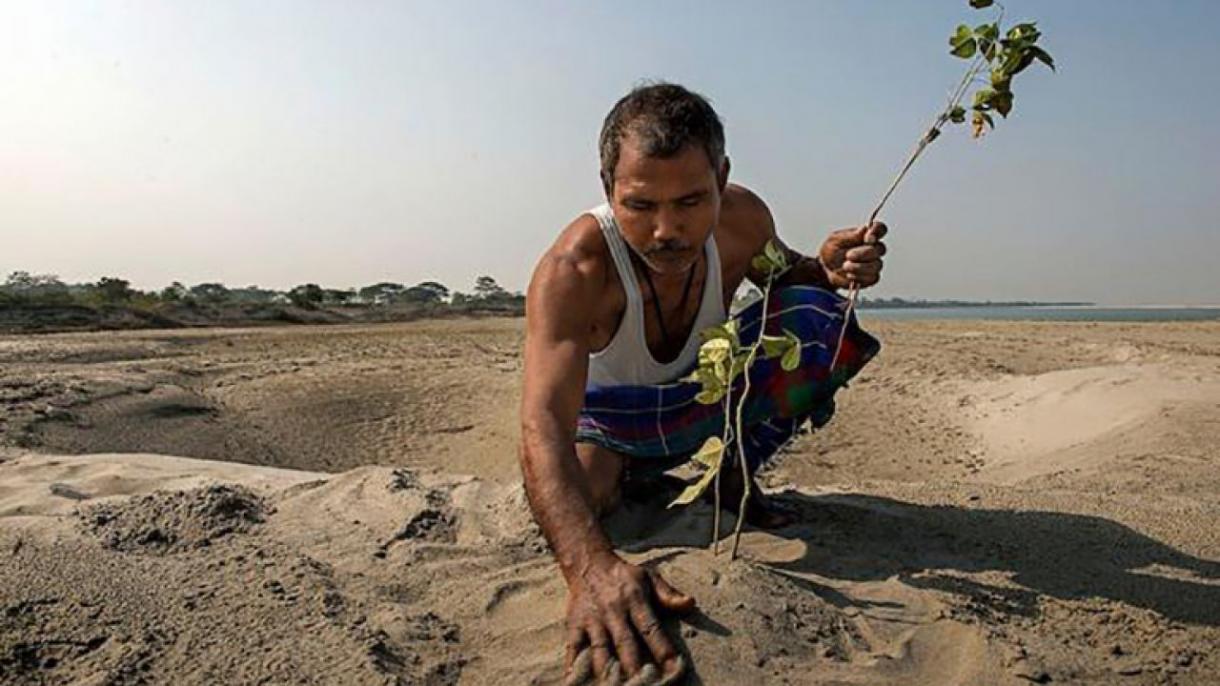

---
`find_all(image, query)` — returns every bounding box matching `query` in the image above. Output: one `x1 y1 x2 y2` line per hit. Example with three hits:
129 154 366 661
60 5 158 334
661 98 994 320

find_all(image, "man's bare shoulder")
526 213 614 326
717 183 776 256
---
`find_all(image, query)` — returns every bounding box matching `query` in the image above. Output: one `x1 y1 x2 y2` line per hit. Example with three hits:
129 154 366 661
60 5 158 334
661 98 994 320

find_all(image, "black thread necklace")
633 250 699 356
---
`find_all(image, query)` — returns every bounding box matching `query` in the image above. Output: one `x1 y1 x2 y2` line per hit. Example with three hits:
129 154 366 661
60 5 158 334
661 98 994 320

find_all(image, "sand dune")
956 362 1220 484
3 319 1220 684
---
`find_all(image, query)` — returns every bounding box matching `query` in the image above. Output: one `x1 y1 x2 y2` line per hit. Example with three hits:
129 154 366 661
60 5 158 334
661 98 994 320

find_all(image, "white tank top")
585 203 726 387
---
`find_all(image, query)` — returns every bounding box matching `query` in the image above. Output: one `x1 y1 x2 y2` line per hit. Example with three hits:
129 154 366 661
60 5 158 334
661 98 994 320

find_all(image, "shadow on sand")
755 491 1220 627
613 485 1220 627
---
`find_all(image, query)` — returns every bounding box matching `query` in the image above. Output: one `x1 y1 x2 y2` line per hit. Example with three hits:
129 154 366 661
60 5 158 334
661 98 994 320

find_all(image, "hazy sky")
4 1 1218 304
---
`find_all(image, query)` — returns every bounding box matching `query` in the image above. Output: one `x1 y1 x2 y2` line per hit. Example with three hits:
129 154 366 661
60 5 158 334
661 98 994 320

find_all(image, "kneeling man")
520 82 887 683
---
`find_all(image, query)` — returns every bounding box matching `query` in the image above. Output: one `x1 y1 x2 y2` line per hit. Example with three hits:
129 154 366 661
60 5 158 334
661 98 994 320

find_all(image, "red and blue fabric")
577 285 880 472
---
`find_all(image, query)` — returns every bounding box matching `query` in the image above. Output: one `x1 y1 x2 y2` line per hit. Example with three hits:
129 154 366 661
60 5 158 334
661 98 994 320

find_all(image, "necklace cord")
636 251 699 353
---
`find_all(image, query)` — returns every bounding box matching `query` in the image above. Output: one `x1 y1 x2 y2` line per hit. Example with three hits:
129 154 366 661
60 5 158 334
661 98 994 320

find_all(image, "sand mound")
80 484 267 554
954 362 1220 484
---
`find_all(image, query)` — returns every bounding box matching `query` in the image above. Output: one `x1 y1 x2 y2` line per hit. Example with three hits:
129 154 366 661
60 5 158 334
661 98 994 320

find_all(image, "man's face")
607 136 727 276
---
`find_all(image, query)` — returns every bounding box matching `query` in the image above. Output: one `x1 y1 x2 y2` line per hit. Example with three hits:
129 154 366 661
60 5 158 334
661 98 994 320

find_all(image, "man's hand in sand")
819 221 888 289
564 554 694 684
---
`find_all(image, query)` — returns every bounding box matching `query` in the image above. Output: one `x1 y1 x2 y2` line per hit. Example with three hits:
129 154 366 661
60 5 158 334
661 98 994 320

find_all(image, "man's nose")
652 207 685 242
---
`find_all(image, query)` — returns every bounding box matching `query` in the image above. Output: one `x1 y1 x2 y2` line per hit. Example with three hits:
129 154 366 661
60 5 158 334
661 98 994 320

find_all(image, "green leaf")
992 90 1013 117
948 105 966 124
691 366 724 394
990 68 1011 92
950 37 977 59
951 23 972 45
763 240 787 269
969 0 994 8
1007 22 1040 41
997 47 1022 76
1028 45 1056 71
759 333 793 359
691 436 725 469
781 342 801 372
730 354 748 381
683 366 707 385
698 337 732 364
780 330 802 371
668 464 718 507
973 22 998 42
751 254 776 274
976 38 992 61
949 24 976 58
1011 50 1036 76
699 321 739 346
972 88 996 109
668 437 725 507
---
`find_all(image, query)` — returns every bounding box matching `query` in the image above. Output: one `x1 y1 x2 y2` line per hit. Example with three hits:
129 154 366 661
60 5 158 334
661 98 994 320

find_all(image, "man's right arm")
520 234 692 683
519 244 613 583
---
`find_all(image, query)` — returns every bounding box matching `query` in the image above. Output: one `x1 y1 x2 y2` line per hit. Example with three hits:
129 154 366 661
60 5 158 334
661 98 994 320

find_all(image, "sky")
3 0 1218 305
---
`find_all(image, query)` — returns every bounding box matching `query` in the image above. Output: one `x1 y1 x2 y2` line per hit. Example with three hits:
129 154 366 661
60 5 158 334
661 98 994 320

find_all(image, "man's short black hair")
599 82 725 193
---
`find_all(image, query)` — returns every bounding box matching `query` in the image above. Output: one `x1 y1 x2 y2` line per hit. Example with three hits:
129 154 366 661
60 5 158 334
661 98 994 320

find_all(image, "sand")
2 318 1219 684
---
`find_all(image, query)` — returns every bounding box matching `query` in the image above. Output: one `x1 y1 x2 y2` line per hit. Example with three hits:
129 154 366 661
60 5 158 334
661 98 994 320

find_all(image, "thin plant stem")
711 388 730 555
829 53 989 373
730 267 777 560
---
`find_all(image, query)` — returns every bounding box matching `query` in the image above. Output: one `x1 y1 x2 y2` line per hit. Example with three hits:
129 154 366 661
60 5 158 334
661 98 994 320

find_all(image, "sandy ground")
2 318 1219 685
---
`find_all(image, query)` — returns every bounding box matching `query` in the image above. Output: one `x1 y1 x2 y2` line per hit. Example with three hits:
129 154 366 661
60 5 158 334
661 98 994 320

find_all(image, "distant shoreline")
858 299 1094 310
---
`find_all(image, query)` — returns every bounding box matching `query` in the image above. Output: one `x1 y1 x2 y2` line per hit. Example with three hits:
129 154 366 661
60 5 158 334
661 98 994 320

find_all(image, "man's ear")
717 157 731 192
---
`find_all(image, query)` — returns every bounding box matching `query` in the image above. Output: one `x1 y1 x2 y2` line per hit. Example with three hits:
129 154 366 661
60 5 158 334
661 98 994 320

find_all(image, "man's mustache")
644 241 693 257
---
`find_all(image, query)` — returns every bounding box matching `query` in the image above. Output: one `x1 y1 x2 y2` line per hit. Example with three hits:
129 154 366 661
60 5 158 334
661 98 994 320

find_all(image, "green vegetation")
0 271 524 333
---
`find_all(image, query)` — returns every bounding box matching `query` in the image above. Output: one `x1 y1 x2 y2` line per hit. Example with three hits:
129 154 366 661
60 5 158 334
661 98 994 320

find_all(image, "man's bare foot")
711 463 795 530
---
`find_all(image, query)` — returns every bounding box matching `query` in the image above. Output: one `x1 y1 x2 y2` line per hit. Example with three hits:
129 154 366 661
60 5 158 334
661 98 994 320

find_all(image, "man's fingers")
588 623 612 681
630 602 681 679
564 648 593 686
606 615 644 676
845 243 886 262
565 625 587 674
843 258 883 276
843 261 882 287
828 221 888 249
828 225 868 248
648 570 696 614
865 221 888 243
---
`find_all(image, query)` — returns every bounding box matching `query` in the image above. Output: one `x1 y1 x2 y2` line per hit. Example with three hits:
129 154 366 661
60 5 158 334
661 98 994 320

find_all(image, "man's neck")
630 251 702 300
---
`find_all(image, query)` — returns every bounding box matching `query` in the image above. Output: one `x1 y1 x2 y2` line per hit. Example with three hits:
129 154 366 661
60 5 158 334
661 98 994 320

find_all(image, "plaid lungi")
576 285 881 473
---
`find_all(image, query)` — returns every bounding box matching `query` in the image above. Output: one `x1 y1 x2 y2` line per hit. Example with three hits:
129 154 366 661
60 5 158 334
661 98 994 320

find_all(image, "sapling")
669 243 798 559
830 0 1055 370
671 0 1054 561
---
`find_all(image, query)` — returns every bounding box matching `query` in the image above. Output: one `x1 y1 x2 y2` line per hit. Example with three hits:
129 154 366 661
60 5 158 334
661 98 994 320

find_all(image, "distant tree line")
0 271 524 314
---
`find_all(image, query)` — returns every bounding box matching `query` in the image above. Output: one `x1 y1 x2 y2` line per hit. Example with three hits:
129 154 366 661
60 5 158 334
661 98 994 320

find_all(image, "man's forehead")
615 175 710 199
613 147 716 196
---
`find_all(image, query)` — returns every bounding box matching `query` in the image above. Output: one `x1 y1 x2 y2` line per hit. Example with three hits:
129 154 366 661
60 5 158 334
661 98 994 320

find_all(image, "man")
520 83 887 684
